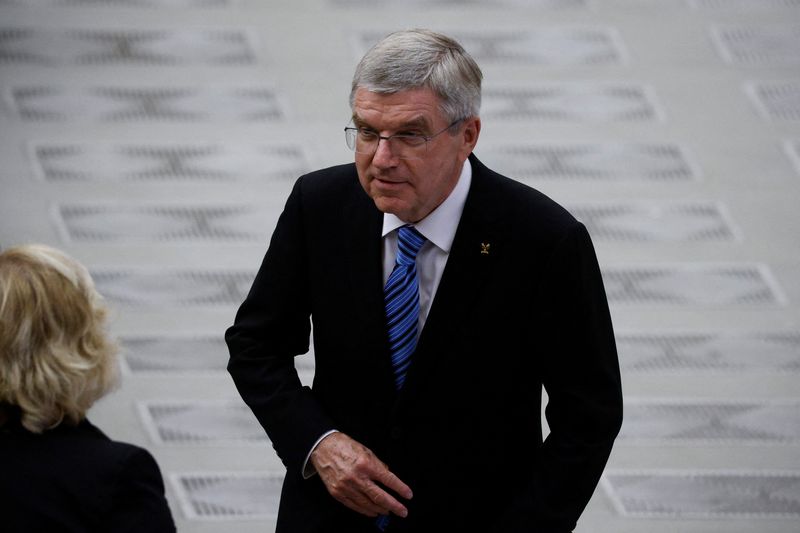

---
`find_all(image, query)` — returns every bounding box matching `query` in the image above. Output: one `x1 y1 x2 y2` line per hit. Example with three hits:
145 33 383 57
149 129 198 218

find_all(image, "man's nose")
372 137 399 168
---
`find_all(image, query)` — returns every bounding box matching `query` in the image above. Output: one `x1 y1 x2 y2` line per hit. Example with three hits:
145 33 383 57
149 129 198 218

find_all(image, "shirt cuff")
301 429 339 479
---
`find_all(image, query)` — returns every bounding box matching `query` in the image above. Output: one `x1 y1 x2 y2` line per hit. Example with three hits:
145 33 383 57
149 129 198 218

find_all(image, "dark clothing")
0 416 175 533
226 154 623 532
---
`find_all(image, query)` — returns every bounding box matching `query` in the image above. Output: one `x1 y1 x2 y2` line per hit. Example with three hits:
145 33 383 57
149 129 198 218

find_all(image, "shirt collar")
381 158 472 254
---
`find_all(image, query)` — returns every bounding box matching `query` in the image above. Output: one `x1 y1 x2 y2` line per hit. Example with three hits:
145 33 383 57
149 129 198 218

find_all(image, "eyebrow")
351 115 431 132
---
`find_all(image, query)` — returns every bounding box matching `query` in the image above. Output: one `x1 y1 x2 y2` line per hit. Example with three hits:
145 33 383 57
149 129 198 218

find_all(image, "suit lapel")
343 184 396 385
399 155 504 401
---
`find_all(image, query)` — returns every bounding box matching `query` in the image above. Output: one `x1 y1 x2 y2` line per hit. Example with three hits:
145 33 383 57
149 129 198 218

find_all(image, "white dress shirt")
302 159 472 478
381 159 472 333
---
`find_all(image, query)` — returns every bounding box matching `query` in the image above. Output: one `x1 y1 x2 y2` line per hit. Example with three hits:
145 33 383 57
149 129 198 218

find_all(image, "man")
226 29 622 533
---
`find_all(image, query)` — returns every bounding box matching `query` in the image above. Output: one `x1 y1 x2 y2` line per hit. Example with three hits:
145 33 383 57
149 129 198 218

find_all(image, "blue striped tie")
384 225 427 390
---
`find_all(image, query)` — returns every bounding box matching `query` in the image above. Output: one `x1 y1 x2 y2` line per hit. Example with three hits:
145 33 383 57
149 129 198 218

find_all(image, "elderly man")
227 29 622 533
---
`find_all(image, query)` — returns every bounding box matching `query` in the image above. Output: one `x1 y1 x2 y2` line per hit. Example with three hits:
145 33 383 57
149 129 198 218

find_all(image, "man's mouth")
375 177 406 187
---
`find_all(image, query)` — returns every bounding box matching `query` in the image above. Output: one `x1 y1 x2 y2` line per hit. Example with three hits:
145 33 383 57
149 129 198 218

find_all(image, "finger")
338 493 383 517
328 478 390 517
363 480 408 518
346 477 403 517
338 496 377 517
337 479 407 518
374 468 413 501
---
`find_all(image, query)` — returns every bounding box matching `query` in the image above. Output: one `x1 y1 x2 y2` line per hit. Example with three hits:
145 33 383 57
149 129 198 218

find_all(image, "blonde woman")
0 244 175 532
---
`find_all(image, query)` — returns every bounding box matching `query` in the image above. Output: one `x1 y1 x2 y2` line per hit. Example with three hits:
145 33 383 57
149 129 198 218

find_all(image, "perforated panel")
620 400 800 442
602 264 784 305
31 143 307 182
0 28 255 65
139 401 266 445
333 0 586 7
91 270 254 306
570 202 736 242
355 29 626 65
171 473 282 519
690 0 800 9
123 337 228 373
712 26 800 66
746 82 800 121
603 471 800 518
784 139 800 175
479 143 698 181
55 204 270 242
616 332 800 372
9 86 284 122
481 84 661 121
0 0 230 5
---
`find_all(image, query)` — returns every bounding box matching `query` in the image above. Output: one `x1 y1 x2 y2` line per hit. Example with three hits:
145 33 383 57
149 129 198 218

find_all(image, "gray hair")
350 29 483 123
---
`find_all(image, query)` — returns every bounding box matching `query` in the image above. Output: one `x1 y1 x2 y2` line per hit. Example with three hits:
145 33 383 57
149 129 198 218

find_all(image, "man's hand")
310 432 413 518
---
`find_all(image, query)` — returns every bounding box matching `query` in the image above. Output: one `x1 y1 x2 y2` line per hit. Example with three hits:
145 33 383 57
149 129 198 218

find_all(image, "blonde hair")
0 244 119 433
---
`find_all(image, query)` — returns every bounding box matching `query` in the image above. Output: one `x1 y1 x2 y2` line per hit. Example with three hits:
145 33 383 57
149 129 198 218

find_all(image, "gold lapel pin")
480 242 490 255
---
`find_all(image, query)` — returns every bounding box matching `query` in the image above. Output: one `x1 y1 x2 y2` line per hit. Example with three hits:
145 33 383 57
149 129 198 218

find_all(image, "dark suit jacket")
226 154 623 533
0 415 175 533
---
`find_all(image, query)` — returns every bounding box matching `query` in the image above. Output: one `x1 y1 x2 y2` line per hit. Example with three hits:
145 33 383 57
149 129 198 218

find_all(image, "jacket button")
390 426 403 440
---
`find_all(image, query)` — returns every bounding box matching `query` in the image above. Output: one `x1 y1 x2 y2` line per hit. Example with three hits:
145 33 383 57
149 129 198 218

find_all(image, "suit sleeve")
110 447 175 533
226 176 337 475
494 222 623 533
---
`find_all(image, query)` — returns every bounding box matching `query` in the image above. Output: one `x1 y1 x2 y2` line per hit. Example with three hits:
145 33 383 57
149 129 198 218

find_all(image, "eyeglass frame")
344 118 465 160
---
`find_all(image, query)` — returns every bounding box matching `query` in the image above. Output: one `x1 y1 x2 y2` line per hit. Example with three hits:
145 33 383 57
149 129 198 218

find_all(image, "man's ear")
460 117 481 159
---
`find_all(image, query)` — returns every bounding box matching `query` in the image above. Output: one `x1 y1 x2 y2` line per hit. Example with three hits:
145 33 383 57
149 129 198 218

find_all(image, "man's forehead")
351 88 443 128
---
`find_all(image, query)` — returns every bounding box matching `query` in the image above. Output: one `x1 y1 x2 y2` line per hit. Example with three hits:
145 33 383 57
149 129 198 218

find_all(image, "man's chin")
372 197 413 221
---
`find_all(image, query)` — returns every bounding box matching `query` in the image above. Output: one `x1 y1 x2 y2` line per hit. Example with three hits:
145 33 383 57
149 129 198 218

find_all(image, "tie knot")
396 226 426 265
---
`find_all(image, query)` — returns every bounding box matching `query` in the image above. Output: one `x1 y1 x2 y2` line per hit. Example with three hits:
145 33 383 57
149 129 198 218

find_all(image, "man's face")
351 87 480 223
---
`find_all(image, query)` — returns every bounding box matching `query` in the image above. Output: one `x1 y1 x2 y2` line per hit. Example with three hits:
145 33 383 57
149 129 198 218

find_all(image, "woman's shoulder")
72 420 162 472
1 417 153 471
0 418 175 532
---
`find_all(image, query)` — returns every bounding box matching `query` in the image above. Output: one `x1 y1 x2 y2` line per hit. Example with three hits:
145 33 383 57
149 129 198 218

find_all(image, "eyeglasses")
344 118 464 160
